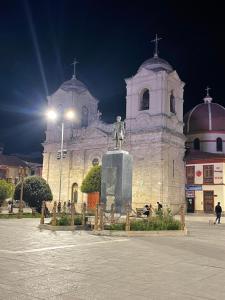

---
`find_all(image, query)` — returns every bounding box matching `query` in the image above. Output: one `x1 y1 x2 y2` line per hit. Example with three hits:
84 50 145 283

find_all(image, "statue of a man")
113 116 125 149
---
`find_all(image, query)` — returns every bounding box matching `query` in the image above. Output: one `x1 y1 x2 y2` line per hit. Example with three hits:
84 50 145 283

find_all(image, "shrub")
55 215 83 226
74 215 82 225
57 215 71 226
14 176 53 213
105 223 126 231
0 179 14 206
81 166 101 193
130 217 181 231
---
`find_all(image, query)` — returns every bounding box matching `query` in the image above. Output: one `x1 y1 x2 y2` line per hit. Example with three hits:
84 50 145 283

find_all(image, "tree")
81 166 101 193
0 179 13 207
14 176 53 213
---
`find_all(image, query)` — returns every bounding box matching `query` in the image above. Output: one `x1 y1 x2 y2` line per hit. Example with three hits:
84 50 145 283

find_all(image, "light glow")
65 110 75 120
46 109 57 121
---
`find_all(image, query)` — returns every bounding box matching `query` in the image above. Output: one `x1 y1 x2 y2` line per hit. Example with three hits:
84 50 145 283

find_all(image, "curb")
90 228 189 237
38 224 77 231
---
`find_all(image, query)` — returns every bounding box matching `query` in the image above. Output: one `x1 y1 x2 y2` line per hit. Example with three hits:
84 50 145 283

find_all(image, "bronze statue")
113 116 125 149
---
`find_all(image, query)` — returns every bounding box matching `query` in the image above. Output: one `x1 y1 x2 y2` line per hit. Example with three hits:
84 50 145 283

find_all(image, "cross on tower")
151 34 162 58
205 86 211 97
72 58 79 79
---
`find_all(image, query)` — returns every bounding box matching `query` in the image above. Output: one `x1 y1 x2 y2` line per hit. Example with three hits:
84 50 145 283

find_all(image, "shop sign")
186 190 195 198
185 185 202 191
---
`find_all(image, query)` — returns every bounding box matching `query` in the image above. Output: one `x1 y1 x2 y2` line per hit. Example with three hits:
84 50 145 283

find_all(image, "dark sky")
0 0 225 156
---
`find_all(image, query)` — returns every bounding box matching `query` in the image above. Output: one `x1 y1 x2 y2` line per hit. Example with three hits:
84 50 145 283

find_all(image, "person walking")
214 202 222 224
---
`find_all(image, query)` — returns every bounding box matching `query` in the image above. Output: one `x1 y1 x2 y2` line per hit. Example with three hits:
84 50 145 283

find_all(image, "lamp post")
46 108 75 204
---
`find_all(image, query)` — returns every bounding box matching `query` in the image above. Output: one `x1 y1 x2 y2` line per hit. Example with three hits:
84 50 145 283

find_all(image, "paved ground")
0 218 225 300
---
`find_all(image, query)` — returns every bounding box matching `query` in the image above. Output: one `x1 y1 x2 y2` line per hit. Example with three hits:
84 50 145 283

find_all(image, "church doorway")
71 183 78 203
203 191 214 213
186 198 195 213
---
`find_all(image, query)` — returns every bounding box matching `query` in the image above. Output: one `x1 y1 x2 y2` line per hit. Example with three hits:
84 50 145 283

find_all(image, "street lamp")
46 107 75 204
18 166 26 218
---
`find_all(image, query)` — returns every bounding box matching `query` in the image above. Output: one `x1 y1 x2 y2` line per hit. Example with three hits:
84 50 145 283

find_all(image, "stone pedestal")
101 150 132 214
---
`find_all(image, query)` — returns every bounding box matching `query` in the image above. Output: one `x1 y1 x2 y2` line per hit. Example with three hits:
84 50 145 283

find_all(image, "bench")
136 208 146 217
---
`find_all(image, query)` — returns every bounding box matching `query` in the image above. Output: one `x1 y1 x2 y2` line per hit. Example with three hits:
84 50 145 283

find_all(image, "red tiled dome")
184 97 225 134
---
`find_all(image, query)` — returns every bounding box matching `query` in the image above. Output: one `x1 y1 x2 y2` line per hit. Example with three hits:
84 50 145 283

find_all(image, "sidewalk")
175 213 220 223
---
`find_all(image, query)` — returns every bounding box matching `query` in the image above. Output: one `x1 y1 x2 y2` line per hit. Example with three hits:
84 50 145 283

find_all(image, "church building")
42 39 186 213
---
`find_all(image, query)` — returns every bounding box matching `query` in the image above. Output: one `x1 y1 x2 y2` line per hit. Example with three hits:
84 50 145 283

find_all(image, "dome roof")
60 76 88 93
138 55 173 73
184 96 225 134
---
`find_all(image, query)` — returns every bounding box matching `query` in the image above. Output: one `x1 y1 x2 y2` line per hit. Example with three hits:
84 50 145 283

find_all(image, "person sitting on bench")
143 205 150 216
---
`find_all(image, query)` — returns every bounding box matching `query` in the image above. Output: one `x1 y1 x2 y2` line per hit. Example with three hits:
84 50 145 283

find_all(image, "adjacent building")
0 147 42 184
184 92 225 213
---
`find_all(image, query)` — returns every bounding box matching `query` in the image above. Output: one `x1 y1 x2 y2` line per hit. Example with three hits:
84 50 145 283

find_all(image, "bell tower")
125 35 186 213
125 35 184 134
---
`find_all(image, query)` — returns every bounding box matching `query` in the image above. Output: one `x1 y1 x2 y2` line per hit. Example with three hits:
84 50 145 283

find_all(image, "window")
170 91 175 113
186 166 195 184
193 138 200 150
216 137 223 152
92 158 99 166
203 165 214 184
140 89 150 110
81 106 88 127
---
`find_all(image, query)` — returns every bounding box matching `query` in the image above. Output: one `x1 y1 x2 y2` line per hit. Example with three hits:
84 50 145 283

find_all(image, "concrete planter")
91 228 188 237
39 224 80 231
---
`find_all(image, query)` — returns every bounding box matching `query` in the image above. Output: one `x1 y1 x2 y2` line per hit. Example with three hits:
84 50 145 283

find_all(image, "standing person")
10 201 13 213
67 200 71 213
7 201 11 214
214 202 222 224
57 201 61 214
157 201 163 211
44 203 50 218
149 204 153 216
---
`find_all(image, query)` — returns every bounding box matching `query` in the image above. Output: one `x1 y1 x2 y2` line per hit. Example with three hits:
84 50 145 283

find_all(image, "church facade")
42 49 186 212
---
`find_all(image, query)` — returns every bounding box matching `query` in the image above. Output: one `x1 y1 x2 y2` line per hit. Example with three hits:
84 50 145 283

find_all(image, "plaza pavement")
0 217 225 300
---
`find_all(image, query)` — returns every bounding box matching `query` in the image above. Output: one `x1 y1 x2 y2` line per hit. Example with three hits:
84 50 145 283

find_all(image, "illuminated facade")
42 49 186 212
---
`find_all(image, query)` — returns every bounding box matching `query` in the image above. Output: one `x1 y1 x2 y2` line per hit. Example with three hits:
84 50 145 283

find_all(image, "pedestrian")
157 201 163 211
44 203 50 218
143 204 150 216
67 200 71 213
10 201 13 213
7 201 11 214
214 202 222 224
57 201 61 214
63 202 67 214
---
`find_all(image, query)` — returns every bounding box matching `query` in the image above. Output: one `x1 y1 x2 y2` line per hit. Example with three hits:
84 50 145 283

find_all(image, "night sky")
0 0 225 158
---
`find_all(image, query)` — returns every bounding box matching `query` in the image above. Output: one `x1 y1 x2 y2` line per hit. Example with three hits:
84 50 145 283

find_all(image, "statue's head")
116 116 121 122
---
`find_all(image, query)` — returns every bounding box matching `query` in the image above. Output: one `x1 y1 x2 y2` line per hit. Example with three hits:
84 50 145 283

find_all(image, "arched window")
170 91 175 113
71 183 78 203
140 89 150 110
193 138 200 150
216 137 223 152
81 106 88 127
